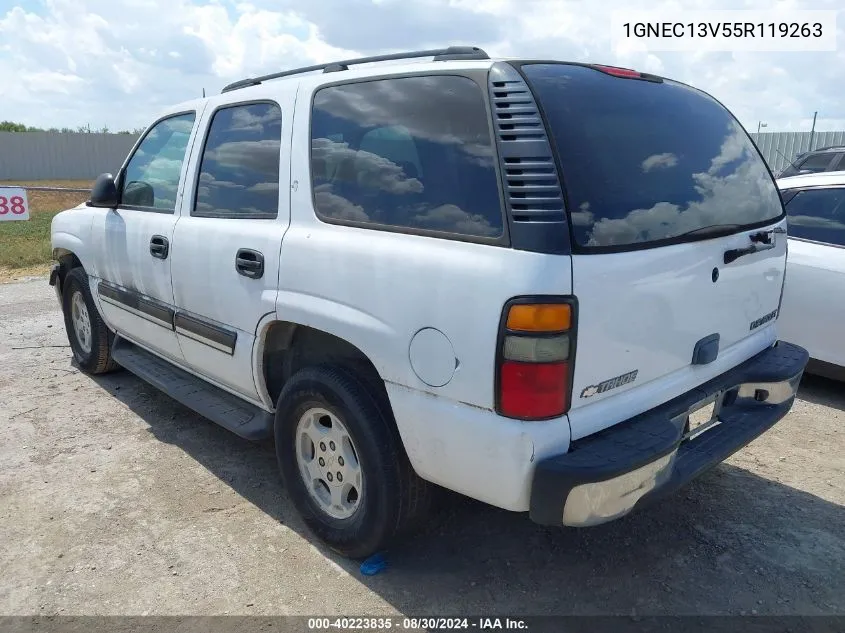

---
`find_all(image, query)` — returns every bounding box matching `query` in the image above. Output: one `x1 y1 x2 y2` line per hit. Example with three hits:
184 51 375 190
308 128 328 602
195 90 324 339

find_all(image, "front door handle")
150 235 169 259
235 248 264 279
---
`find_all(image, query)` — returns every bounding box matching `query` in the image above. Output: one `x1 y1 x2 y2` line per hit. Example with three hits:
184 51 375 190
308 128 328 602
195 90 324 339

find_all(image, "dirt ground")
0 278 843 617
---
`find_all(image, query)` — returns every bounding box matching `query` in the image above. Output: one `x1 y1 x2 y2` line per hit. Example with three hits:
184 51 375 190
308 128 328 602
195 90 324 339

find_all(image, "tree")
0 120 141 134
0 121 37 132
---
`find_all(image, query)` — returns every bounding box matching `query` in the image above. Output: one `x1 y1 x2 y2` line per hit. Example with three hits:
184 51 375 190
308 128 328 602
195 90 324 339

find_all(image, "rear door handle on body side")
235 248 264 279
149 235 169 259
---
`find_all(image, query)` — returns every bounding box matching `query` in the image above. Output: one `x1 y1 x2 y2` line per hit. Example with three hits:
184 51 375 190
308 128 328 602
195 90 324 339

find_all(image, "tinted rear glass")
310 75 503 239
522 64 783 249
784 186 845 246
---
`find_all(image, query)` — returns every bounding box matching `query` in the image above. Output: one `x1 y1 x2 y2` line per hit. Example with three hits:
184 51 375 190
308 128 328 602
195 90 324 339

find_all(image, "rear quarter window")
521 64 784 250
309 75 504 240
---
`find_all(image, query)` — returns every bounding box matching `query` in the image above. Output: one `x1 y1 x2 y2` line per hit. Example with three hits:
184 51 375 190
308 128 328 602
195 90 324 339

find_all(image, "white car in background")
777 171 845 379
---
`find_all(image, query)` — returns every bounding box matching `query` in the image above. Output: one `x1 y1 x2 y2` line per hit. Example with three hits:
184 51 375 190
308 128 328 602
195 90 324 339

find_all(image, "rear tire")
62 267 118 375
275 364 431 558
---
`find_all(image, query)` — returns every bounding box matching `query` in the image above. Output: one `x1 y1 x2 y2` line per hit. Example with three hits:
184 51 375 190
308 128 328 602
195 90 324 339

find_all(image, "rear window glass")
521 64 783 249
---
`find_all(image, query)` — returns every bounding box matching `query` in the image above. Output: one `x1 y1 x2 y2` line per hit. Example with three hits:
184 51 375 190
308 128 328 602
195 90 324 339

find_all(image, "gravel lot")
1 278 843 617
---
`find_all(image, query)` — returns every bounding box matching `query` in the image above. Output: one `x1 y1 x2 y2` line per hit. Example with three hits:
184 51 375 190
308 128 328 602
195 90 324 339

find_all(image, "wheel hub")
295 407 363 520
70 290 92 354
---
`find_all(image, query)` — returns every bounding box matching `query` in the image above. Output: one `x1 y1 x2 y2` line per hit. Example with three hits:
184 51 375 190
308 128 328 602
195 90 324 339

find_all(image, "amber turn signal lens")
506 304 571 332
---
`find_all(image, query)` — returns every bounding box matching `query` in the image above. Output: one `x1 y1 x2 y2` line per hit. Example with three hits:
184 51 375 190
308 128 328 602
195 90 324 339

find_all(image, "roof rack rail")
221 46 489 93
807 145 845 153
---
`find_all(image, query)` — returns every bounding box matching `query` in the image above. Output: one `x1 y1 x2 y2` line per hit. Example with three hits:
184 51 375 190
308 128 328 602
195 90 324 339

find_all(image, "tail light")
496 298 577 420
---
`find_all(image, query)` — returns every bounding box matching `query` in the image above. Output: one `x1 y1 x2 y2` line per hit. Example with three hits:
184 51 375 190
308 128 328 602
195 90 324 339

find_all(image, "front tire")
275 365 431 558
62 267 118 374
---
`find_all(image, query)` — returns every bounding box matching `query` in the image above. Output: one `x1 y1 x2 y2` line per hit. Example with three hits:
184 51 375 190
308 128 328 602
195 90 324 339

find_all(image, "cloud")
252 0 504 53
570 202 594 227
586 121 782 247
206 138 281 177
248 182 279 193
0 0 842 136
642 153 678 172
312 75 495 166
789 216 845 230
411 203 500 237
311 139 501 236
311 138 423 195
313 186 370 221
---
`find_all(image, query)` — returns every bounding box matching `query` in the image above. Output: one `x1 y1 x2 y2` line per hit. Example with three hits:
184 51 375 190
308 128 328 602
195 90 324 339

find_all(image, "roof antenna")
202 87 206 98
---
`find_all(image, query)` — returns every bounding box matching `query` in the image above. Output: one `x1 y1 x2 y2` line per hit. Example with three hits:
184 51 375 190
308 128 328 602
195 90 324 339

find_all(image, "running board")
111 336 273 441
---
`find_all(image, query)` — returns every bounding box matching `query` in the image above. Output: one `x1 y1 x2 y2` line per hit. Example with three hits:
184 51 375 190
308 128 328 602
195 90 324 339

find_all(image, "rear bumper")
529 340 809 527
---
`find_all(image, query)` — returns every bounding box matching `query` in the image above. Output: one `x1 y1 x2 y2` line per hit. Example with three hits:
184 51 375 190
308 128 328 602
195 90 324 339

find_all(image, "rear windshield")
521 64 784 250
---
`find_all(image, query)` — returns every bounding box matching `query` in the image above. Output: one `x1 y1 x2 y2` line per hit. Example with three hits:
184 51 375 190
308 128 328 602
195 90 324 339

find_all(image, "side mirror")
88 173 119 208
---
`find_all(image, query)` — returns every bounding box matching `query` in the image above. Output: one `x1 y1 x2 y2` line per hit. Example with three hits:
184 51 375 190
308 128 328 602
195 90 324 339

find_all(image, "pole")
809 111 818 151
757 121 761 134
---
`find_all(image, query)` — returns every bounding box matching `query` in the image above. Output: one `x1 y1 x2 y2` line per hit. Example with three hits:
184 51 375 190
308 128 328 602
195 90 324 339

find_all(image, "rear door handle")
235 248 264 279
150 235 169 259
724 228 781 264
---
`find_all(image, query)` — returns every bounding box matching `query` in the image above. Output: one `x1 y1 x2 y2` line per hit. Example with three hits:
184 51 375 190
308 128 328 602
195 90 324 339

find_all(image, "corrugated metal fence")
1 129 843 182
0 132 139 181
750 131 845 175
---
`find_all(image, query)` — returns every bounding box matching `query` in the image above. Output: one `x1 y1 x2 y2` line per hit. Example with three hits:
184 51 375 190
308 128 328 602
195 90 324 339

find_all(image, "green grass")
0 182 90 275
0 209 62 268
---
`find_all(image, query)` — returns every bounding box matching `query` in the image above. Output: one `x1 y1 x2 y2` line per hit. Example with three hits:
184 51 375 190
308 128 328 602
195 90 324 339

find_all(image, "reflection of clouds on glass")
229 105 281 133
207 139 280 176
641 152 678 173
248 182 279 193
314 76 492 167
570 201 594 226
789 215 845 230
157 117 194 136
314 185 369 221
459 142 496 168
586 122 781 247
411 203 499 236
312 138 423 195
193 103 281 217
123 113 195 210
310 76 503 239
143 157 182 181
355 150 424 194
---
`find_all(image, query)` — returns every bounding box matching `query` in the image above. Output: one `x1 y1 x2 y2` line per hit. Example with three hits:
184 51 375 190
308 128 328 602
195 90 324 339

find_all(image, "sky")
0 0 843 133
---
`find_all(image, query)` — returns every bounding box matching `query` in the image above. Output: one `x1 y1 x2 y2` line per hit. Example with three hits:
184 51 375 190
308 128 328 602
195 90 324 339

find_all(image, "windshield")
521 64 784 250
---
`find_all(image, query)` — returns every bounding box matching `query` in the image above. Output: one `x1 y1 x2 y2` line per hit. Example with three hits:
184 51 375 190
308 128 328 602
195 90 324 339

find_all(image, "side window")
121 113 196 212
193 102 282 219
797 153 835 174
831 153 845 171
310 75 504 239
785 187 845 246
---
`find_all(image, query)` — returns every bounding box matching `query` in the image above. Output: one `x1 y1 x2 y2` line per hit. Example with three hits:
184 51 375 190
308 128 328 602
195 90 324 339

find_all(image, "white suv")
49 46 808 558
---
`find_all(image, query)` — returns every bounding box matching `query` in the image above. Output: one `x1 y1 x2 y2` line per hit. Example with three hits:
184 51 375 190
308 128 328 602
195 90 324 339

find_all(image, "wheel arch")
51 247 84 297
258 320 389 410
